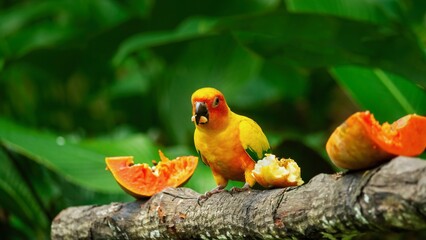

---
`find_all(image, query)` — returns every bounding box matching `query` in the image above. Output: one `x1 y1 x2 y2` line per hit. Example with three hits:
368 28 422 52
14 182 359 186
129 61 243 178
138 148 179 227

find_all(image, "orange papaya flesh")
326 111 426 170
105 150 198 198
368 114 426 156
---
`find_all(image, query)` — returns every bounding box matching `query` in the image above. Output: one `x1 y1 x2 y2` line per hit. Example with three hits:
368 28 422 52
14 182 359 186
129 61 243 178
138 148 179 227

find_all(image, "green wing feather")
245 146 271 162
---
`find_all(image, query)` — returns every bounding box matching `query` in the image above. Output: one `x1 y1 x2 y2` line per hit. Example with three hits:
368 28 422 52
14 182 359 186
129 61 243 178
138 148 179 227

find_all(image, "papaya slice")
369 114 426 156
326 111 426 170
252 154 303 188
105 150 198 198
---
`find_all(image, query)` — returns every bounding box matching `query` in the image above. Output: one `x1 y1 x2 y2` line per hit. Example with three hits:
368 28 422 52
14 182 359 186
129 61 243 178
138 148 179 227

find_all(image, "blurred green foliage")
0 0 425 239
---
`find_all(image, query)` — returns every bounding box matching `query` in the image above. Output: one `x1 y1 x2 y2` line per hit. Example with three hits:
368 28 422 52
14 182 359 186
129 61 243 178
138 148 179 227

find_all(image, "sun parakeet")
191 87 270 196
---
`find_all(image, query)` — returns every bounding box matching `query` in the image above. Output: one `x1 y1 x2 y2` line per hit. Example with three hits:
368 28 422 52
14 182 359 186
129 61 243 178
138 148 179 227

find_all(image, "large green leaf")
0 149 49 235
111 0 282 65
285 0 399 24
0 118 122 193
112 16 219 66
331 65 426 122
225 10 426 88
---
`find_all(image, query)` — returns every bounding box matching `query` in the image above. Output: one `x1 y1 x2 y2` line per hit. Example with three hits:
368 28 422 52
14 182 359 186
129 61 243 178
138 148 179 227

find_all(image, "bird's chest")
197 129 239 159
195 128 249 179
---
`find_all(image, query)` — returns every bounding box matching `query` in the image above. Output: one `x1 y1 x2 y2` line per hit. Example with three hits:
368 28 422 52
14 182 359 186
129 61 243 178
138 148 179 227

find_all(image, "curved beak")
191 102 209 125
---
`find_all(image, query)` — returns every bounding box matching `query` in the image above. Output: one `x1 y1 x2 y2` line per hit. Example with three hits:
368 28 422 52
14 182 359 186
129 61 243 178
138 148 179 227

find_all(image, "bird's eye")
212 97 220 108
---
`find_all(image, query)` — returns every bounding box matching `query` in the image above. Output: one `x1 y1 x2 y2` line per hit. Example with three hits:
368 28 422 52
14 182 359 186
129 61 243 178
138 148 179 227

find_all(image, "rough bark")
52 156 426 239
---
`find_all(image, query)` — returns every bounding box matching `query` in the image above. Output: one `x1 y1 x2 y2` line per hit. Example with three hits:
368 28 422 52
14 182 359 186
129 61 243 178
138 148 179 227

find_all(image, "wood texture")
51 156 426 239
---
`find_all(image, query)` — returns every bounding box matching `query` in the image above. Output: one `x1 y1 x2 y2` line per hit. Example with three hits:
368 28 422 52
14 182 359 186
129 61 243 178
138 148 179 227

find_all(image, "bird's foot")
197 186 225 205
229 183 251 194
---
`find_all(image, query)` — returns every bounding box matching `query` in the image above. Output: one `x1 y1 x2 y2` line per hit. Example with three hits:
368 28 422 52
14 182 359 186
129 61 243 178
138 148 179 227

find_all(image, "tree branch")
51 156 426 239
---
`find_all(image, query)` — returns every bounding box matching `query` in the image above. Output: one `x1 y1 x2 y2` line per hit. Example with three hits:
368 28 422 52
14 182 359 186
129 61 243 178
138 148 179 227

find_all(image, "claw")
197 194 208 205
197 186 225 205
230 183 251 194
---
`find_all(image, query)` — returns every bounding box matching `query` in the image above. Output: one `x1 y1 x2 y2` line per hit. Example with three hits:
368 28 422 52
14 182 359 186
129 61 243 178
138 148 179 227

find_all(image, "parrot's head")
191 87 230 130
